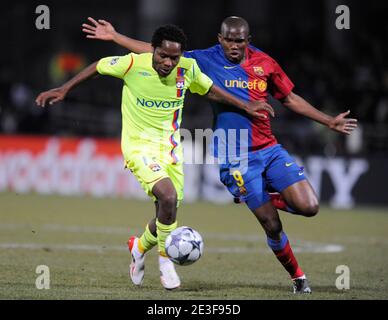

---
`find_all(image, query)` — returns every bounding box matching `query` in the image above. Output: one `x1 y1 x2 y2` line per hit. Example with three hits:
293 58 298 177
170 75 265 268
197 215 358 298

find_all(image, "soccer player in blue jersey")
82 16 358 293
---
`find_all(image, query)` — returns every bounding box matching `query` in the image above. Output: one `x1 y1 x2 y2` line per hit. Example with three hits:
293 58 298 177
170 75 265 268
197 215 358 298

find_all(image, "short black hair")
151 24 187 51
220 16 250 36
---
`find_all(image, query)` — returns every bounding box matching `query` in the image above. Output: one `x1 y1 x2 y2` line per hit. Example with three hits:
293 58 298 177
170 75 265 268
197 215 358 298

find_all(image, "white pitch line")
0 242 344 254
0 223 138 235
0 243 117 253
0 223 344 253
0 223 264 240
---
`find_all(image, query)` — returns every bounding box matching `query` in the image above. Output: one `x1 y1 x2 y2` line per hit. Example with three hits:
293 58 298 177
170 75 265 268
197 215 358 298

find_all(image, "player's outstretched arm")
35 62 99 107
82 17 153 54
206 85 275 119
282 92 358 135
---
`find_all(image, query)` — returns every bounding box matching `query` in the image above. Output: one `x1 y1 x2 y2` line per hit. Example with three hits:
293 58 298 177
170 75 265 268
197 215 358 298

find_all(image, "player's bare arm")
35 62 99 107
282 92 358 135
82 17 152 53
206 84 275 119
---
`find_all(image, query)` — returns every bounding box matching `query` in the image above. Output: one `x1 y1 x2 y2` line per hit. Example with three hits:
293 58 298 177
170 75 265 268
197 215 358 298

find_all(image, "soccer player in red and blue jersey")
82 16 358 293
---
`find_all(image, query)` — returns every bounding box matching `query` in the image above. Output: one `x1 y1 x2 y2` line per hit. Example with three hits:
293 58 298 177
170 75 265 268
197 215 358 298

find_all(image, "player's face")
152 40 182 77
218 27 250 63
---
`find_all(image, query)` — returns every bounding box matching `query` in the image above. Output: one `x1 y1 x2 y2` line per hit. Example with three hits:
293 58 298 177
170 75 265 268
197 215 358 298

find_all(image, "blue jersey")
184 45 294 157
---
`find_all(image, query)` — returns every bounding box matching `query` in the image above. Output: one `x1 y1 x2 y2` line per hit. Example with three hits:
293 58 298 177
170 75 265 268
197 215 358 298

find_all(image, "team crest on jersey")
239 186 247 195
149 162 162 172
253 66 264 76
176 77 185 89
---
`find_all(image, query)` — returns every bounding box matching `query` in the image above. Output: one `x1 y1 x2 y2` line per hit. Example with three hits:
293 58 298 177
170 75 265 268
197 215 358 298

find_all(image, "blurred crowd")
1 0 387 156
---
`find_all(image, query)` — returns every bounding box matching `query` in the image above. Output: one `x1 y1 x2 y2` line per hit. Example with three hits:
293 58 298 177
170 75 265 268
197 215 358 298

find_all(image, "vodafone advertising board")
0 135 380 208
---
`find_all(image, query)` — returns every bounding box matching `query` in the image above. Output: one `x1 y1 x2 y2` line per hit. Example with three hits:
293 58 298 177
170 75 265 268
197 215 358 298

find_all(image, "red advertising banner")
0 135 145 198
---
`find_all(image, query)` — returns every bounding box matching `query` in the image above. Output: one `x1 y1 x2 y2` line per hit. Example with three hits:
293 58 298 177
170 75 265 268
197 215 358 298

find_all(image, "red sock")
267 232 304 279
269 193 296 214
273 241 304 279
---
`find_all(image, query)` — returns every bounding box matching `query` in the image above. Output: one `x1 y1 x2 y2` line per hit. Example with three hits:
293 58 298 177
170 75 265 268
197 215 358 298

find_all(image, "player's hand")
82 17 116 41
328 110 358 135
246 101 275 119
35 87 67 107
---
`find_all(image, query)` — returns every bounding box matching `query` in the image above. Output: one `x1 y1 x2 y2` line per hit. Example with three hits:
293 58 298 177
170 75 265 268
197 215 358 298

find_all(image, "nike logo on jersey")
285 162 294 167
298 172 304 176
224 65 238 69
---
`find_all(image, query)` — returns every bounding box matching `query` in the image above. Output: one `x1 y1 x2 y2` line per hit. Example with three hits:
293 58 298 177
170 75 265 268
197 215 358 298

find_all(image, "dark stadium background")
1 0 387 205
1 0 388 302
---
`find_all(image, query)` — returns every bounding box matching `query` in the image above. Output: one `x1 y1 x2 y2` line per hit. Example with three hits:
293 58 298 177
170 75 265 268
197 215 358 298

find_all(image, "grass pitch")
0 192 387 300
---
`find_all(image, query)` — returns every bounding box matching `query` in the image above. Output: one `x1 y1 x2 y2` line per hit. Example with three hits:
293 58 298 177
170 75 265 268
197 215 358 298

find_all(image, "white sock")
293 274 306 280
132 239 143 258
159 255 171 266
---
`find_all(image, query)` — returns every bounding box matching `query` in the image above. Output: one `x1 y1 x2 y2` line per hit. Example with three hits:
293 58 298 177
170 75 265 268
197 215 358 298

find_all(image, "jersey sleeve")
184 50 210 74
96 54 134 79
187 59 213 96
268 59 294 100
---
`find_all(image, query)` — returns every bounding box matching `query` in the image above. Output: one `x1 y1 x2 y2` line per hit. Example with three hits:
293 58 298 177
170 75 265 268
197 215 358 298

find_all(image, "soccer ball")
165 226 204 266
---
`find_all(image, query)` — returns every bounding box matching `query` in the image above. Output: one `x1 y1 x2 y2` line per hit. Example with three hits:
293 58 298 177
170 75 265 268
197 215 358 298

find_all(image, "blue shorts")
219 144 306 211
